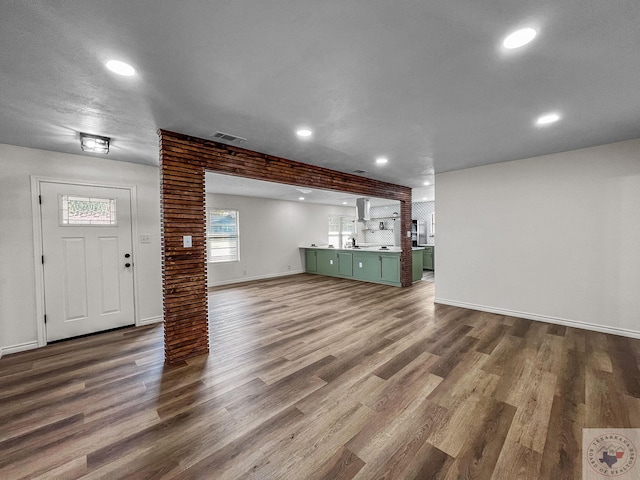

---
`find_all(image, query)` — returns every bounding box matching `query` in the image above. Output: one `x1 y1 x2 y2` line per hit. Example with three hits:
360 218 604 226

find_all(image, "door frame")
30 176 141 347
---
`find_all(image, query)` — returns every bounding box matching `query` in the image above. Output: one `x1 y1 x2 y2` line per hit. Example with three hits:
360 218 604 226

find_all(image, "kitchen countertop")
301 245 425 252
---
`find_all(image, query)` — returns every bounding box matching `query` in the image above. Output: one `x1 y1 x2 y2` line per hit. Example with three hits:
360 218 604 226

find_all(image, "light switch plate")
183 235 192 248
140 234 151 244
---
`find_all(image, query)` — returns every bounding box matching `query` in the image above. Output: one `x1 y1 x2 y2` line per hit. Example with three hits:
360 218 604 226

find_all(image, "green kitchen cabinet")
337 251 353 277
380 254 400 284
305 248 402 287
423 246 434 270
412 249 423 282
316 249 339 276
353 253 381 282
305 249 317 272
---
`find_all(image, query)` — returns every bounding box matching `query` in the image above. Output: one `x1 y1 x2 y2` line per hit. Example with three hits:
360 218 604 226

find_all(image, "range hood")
355 198 370 221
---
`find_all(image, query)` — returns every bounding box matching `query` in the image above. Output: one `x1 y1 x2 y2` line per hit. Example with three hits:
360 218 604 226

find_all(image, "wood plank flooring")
1 273 640 479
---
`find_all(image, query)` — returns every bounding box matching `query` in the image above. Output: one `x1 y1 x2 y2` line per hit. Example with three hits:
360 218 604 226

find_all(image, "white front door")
40 182 135 342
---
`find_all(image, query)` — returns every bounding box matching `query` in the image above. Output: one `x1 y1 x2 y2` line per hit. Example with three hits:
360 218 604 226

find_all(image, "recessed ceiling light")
296 128 313 138
342 201 348 205
376 157 388 165
105 59 136 76
422 197 428 201
502 27 537 49
536 112 561 126
423 181 430 186
298 197 305 201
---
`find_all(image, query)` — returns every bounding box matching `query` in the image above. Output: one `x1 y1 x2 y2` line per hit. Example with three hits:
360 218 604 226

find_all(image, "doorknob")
125 263 131 268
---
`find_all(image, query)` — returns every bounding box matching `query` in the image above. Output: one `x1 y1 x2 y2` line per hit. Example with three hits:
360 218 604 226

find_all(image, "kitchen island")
302 246 424 287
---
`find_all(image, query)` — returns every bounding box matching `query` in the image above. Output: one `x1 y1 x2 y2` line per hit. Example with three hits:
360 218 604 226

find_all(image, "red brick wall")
159 129 412 363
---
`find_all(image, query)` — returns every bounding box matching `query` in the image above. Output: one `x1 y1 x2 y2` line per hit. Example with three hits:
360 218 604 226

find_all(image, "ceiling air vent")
211 131 247 144
352 169 369 174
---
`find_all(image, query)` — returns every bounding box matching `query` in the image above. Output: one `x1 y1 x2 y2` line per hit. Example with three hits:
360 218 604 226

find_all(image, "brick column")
159 146 209 364
400 200 413 287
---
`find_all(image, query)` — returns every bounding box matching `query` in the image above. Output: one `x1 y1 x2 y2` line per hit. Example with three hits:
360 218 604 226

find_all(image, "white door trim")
30 176 141 347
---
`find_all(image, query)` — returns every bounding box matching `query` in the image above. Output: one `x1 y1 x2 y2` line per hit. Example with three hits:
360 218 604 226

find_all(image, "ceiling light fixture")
296 128 313 138
342 201 348 205
502 27 537 49
298 197 305 201
423 181 430 186
105 59 136 76
79 132 110 154
376 157 388 165
536 112 561 126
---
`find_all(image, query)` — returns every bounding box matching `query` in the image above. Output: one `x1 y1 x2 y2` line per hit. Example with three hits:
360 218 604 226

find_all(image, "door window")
60 195 117 225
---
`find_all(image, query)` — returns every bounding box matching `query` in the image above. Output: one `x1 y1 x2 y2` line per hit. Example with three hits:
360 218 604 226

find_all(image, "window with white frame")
328 215 355 247
207 209 239 263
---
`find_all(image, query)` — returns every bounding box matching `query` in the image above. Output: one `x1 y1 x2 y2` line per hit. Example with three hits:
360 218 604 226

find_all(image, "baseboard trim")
0 340 39 359
208 270 304 288
434 297 640 339
138 316 163 326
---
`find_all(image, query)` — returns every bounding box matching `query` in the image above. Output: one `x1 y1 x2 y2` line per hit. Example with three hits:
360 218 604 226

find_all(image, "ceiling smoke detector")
211 131 247 144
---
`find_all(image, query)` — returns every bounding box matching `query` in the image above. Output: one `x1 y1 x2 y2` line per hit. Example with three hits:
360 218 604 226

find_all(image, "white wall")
435 138 640 337
207 193 353 286
0 144 162 355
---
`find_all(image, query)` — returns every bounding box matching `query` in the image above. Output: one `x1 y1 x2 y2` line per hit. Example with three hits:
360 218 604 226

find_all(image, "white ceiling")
1 1 638 196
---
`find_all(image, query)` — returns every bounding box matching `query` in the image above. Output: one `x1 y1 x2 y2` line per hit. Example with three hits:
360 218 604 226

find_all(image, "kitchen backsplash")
414 201 436 242
363 203 396 245
363 201 435 245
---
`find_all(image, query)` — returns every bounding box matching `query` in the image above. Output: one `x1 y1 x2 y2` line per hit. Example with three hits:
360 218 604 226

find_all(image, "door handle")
125 263 131 268
124 253 131 258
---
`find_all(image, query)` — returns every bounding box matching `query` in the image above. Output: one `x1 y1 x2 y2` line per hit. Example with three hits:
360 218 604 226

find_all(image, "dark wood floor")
1 274 640 479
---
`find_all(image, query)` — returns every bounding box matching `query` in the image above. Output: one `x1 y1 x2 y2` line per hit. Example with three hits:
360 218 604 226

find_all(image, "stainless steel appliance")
411 220 426 246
